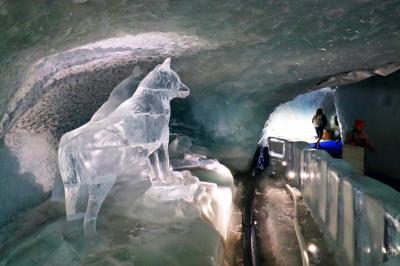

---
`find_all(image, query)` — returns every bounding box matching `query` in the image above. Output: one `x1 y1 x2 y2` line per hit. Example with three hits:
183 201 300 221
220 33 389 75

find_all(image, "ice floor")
254 173 337 266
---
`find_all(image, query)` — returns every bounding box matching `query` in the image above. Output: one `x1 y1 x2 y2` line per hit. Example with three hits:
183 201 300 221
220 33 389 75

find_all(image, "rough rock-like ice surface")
0 33 209 138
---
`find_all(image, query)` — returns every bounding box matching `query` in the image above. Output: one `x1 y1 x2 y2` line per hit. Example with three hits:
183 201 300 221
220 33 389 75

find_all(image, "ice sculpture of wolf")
58 58 190 235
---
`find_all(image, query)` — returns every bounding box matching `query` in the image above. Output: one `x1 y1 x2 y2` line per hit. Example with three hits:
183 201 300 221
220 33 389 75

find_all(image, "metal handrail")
242 180 257 266
285 184 310 266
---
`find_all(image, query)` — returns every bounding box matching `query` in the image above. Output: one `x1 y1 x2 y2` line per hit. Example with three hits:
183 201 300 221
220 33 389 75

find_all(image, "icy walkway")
254 174 337 266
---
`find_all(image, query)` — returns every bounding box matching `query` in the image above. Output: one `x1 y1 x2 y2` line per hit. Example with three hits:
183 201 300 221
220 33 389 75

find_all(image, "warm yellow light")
287 171 296 180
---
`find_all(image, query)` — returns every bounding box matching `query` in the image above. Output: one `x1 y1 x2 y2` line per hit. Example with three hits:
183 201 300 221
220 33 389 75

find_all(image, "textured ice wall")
259 87 335 146
334 71 400 180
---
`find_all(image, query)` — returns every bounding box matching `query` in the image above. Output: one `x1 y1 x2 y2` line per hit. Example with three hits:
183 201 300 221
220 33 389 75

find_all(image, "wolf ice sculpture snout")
177 83 190 98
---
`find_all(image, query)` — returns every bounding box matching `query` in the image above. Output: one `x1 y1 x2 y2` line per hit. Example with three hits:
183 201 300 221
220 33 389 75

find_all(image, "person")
345 119 376 152
334 115 341 143
312 108 327 147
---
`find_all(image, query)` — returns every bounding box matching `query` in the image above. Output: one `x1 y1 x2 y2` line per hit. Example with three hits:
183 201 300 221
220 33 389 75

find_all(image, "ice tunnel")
0 1 400 265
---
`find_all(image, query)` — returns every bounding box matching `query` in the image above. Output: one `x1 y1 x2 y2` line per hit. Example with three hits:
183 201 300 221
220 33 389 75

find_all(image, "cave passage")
0 1 400 266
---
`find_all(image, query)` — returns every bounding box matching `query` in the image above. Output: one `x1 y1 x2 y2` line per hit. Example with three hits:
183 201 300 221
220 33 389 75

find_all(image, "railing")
268 137 400 266
285 184 310 266
242 180 257 266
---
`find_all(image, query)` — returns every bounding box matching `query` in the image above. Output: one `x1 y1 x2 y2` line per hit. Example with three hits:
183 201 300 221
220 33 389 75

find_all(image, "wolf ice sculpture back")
58 58 190 235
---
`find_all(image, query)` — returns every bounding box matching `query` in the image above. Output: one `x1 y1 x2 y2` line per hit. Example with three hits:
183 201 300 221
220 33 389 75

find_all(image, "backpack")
313 114 327 128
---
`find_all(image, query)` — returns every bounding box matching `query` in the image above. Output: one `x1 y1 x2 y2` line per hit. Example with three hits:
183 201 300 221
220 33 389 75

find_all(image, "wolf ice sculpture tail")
58 58 190 235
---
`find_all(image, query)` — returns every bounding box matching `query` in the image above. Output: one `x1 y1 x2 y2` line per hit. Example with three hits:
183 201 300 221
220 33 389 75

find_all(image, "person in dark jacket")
312 108 327 148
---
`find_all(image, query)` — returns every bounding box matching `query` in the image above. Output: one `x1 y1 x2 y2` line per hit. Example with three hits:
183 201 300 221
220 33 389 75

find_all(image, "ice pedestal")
0 203 227 266
1 146 234 266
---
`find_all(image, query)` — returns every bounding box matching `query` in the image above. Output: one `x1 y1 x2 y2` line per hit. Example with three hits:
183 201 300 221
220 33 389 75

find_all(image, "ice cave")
0 1 399 266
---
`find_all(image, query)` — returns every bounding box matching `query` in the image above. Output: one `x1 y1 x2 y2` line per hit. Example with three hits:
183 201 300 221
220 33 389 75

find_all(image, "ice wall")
268 137 400 266
0 141 51 226
334 70 400 180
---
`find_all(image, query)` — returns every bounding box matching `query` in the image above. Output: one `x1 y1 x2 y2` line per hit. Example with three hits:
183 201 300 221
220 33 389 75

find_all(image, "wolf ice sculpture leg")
59 144 87 220
84 180 116 236
156 143 172 182
79 146 123 235
148 144 172 184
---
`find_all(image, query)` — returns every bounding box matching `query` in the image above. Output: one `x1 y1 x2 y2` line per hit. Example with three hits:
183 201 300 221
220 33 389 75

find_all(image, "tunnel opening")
248 69 400 266
258 69 400 192
259 86 342 159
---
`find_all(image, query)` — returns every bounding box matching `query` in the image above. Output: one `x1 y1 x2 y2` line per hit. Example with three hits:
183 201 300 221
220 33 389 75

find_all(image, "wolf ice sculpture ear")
160 58 171 69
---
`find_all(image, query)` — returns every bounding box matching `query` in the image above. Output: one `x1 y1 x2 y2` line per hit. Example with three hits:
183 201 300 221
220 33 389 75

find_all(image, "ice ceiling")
0 0 400 178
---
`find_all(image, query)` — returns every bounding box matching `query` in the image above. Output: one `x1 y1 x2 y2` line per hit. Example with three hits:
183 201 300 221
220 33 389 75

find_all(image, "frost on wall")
259 87 335 146
58 58 197 235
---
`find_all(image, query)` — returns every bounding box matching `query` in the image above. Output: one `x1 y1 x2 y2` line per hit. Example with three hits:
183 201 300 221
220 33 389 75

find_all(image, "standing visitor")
312 108 327 148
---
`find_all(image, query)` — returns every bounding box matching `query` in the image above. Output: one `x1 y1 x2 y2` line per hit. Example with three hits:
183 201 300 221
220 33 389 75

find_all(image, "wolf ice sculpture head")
140 58 190 98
